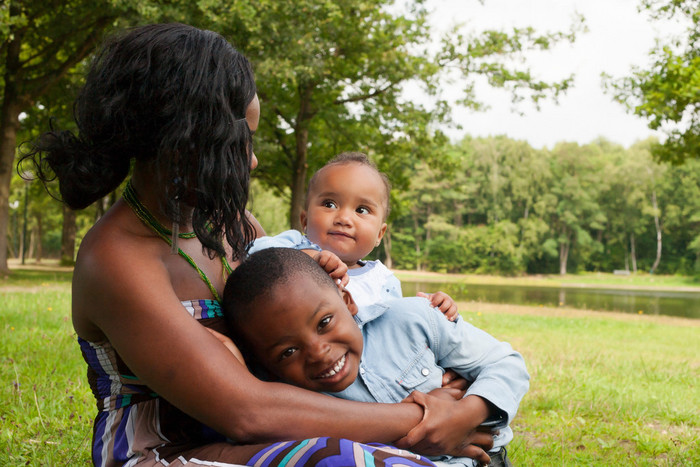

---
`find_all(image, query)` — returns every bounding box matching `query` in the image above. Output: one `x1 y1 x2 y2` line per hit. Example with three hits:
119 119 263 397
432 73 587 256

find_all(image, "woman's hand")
206 328 246 365
396 391 494 464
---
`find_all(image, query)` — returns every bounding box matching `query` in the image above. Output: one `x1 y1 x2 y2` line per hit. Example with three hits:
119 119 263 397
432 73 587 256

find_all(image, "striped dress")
79 299 437 467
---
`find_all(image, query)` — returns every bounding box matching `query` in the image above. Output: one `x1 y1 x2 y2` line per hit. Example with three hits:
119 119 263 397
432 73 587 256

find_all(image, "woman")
22 23 492 466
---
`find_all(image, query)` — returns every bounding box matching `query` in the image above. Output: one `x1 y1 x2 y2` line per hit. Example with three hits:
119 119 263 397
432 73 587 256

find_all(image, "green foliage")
200 0 581 229
605 0 700 163
386 135 699 276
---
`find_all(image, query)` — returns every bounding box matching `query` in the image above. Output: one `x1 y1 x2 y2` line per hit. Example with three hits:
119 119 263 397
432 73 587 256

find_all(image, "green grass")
1 267 698 465
0 284 93 465
466 305 700 466
0 267 73 288
395 270 700 291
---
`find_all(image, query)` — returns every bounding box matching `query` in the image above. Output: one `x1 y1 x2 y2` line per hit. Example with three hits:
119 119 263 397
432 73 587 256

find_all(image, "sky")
421 0 685 149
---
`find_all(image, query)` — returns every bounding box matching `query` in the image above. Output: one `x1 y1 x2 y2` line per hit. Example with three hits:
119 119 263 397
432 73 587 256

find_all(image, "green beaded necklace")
122 181 232 302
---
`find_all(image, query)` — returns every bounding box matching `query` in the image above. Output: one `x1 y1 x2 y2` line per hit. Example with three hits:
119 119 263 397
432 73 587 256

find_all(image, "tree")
0 1 121 272
542 143 607 275
605 0 699 164
213 0 579 231
0 0 216 273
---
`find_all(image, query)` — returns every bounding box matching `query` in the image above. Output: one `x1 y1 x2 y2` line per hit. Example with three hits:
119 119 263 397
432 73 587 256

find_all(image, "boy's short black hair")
223 248 337 332
305 151 392 220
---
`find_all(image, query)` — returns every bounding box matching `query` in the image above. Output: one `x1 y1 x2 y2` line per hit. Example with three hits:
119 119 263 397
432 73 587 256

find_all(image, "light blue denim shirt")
328 297 530 466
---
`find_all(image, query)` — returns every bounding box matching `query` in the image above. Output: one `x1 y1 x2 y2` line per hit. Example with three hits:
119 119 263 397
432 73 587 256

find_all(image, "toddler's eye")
318 315 332 331
322 200 338 209
280 347 297 360
356 206 370 215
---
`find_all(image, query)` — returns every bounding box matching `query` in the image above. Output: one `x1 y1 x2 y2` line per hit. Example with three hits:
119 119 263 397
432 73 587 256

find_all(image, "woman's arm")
74 231 422 445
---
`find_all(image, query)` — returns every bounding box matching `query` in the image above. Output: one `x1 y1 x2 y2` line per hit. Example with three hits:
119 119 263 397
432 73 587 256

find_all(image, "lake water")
401 281 700 319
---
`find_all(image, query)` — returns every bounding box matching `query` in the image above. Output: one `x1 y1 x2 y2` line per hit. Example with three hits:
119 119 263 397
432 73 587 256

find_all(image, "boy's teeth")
320 354 346 378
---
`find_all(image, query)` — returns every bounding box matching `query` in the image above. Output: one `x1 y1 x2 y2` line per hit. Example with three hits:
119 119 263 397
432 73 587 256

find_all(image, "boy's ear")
341 287 359 316
300 210 308 232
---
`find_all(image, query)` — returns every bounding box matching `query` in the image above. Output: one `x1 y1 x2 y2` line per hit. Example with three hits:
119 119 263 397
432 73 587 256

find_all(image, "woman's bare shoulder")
72 202 171 339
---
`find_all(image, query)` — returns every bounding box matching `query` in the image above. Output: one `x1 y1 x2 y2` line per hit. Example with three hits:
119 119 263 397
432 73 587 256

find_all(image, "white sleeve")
248 230 321 255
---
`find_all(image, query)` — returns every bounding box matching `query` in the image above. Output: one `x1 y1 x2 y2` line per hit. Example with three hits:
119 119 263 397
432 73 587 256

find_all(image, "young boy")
250 152 458 322
223 248 529 467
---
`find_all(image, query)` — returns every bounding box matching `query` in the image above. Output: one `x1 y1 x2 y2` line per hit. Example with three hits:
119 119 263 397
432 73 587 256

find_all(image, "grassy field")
1 264 698 465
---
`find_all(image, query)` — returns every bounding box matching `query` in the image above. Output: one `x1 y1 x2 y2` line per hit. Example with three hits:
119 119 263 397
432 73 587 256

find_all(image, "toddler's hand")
313 250 349 287
417 291 458 321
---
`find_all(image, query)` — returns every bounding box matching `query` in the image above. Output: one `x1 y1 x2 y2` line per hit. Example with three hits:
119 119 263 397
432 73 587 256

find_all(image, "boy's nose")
307 338 331 362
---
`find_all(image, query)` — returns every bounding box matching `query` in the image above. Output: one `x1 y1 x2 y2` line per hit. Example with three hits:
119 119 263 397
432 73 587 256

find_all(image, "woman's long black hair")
19 23 257 260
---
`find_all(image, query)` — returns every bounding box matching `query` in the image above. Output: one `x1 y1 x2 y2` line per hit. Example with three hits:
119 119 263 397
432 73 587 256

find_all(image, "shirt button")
421 368 430 376
360 367 366 375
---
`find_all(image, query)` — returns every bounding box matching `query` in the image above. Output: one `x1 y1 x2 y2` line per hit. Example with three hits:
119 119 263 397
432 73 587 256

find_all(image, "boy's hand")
425 387 464 401
417 291 459 321
442 368 470 392
397 391 493 464
310 249 349 287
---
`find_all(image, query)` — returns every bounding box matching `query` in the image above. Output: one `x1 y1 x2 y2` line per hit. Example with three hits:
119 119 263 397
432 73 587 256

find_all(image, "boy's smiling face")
238 273 364 393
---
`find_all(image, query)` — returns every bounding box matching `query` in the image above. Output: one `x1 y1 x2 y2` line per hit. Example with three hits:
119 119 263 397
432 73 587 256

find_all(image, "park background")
1 0 698 465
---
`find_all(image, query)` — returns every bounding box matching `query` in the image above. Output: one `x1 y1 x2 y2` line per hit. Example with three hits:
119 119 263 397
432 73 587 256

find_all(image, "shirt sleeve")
248 230 322 255
424 301 530 427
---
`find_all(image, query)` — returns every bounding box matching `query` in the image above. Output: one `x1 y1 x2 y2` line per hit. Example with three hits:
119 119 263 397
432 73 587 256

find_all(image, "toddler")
250 152 458 322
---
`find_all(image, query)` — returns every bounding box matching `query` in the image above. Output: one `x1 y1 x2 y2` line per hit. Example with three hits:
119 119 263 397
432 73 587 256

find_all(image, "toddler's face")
302 163 387 267
238 275 364 393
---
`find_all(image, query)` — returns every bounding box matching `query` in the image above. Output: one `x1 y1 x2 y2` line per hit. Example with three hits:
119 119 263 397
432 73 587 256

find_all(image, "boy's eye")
356 206 370 215
318 315 332 331
280 347 297 360
321 200 337 209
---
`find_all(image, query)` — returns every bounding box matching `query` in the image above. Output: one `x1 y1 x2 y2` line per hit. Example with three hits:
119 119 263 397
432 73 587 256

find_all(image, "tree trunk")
649 188 662 274
27 228 36 262
453 201 463 227
559 235 570 275
61 204 77 265
0 25 24 274
289 124 308 231
95 196 106 222
413 214 421 271
630 232 637 273
34 214 43 263
289 85 315 231
424 205 432 266
7 208 18 258
383 229 392 269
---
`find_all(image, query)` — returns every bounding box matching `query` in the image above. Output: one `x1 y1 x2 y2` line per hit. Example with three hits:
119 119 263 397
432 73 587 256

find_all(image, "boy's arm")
395 299 528 459
430 305 530 427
